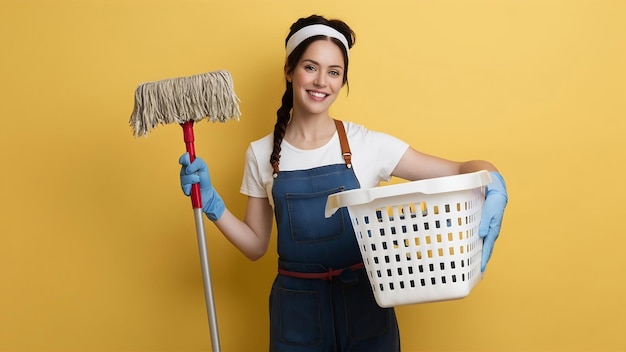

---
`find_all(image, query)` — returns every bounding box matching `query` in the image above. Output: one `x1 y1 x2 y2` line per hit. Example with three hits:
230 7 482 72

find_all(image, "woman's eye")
329 70 340 76
305 65 316 71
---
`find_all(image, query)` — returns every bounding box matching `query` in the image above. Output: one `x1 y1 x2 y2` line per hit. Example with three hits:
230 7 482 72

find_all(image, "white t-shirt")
240 121 410 206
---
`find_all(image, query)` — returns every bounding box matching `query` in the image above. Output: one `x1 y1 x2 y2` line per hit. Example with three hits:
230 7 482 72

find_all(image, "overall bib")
269 120 400 352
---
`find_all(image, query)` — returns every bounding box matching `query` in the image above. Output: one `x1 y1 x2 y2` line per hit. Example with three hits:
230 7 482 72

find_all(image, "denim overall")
269 120 400 352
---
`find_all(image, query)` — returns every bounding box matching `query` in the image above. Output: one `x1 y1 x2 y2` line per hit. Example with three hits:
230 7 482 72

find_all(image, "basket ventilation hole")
408 203 418 219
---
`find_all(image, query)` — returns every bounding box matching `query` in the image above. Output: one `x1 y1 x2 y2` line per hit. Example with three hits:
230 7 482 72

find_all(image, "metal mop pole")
192 207 221 351
183 122 220 352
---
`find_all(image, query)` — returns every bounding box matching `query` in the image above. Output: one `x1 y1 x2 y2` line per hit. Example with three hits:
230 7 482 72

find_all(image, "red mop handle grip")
181 121 203 209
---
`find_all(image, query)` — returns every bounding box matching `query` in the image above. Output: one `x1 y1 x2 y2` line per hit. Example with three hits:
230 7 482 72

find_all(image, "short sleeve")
240 144 268 198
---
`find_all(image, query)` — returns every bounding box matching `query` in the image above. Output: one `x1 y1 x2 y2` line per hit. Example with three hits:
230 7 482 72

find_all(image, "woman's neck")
284 114 336 150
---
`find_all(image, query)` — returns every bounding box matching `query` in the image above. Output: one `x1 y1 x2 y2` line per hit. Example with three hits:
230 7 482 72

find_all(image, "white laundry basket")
325 170 492 307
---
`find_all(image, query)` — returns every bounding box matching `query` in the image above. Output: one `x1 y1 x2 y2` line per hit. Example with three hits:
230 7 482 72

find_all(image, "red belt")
278 262 365 281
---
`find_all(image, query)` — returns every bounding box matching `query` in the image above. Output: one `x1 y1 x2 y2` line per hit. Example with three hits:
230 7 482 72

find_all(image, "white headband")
285 24 350 58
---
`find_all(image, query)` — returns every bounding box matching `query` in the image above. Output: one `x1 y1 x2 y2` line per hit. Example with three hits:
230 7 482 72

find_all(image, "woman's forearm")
213 198 274 261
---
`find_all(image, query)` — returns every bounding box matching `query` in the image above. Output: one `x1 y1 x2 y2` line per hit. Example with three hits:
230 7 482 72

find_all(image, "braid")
271 83 293 177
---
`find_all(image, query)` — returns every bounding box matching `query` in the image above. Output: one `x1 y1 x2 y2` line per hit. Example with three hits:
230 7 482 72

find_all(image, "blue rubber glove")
178 153 225 221
479 172 508 272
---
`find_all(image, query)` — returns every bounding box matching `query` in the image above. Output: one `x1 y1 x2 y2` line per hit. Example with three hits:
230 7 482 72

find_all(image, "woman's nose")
314 72 327 87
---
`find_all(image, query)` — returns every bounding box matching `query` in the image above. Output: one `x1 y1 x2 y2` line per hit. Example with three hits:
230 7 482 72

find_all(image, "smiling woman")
177 13 508 352
285 41 347 142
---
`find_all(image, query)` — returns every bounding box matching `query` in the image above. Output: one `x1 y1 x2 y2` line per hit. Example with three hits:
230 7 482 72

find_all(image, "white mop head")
130 70 241 137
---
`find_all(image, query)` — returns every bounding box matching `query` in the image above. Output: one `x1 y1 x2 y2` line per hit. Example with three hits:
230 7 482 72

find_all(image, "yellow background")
1 0 624 351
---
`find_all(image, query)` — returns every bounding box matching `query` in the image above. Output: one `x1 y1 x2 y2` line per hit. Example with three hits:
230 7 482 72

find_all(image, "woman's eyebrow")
302 59 344 70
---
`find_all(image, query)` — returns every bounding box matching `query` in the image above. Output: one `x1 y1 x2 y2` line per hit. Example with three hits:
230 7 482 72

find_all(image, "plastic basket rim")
326 170 491 218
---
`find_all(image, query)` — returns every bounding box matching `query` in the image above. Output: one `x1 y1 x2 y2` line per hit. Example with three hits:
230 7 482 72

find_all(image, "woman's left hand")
479 172 508 272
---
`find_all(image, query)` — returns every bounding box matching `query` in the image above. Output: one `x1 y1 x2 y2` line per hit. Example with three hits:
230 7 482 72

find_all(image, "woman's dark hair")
270 14 356 176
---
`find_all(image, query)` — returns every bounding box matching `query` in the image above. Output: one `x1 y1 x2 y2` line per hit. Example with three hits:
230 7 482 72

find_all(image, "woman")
179 14 508 352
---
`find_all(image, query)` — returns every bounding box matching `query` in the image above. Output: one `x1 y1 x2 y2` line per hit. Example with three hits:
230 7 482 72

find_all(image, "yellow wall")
1 0 624 351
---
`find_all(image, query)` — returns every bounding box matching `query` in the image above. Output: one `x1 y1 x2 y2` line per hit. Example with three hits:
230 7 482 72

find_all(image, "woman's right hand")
178 153 225 221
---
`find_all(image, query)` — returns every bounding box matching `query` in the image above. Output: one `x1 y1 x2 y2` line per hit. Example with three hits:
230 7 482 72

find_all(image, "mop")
129 70 241 352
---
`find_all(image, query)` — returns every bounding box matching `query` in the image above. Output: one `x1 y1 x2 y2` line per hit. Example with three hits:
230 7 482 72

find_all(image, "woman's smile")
307 90 328 99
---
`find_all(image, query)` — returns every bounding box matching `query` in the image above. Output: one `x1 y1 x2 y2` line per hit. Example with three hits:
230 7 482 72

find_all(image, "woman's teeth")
308 91 326 98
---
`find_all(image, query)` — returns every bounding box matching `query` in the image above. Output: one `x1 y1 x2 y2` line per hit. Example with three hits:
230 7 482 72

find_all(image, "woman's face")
287 39 346 117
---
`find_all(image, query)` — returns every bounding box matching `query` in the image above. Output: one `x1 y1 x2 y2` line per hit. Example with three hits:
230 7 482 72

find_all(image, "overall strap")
333 119 352 169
